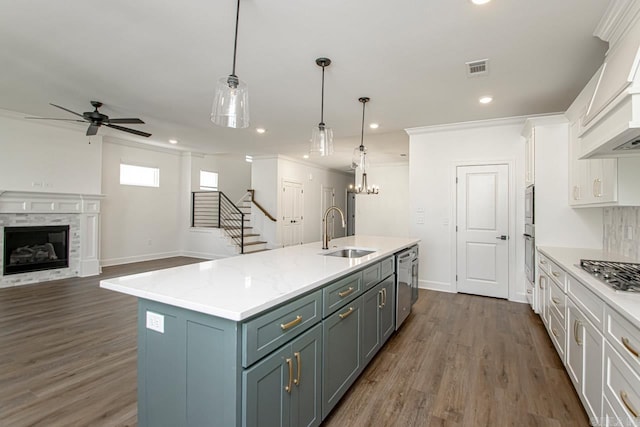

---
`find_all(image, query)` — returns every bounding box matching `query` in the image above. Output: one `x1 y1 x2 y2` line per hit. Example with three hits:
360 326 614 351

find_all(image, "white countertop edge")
538 246 640 330
100 236 420 321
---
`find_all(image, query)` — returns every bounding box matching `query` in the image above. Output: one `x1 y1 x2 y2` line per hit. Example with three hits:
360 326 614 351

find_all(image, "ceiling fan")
27 101 151 137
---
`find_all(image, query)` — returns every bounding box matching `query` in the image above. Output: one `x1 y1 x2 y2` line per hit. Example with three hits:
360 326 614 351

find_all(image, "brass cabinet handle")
378 290 384 309
573 320 582 346
551 328 559 338
539 276 545 289
527 289 532 294
552 297 561 305
338 287 354 298
620 390 639 418
382 288 387 307
622 337 640 358
552 271 561 278
294 352 301 386
540 260 547 265
339 307 354 319
285 358 293 393
280 315 302 331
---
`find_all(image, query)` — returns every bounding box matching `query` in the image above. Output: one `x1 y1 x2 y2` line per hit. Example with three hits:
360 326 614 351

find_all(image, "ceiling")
0 0 609 171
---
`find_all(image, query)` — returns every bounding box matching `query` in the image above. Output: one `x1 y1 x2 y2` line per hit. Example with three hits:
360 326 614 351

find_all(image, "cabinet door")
525 128 535 186
242 345 291 427
379 275 396 346
322 297 363 419
362 282 382 365
290 324 322 427
569 121 589 205
581 312 604 423
566 300 584 390
539 271 550 329
588 159 617 204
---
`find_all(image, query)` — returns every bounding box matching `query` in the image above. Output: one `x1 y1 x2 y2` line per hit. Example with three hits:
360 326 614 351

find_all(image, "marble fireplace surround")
0 191 102 287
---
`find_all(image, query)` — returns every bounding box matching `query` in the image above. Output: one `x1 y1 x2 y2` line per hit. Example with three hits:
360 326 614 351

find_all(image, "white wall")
251 156 352 247
408 118 526 301
0 112 102 194
101 139 182 266
190 153 251 202
355 164 410 237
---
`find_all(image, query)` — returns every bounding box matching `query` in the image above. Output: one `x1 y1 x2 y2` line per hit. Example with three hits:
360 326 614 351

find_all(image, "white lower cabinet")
603 342 640 426
566 298 603 424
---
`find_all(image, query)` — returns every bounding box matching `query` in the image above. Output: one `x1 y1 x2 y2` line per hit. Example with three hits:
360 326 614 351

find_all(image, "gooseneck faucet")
322 206 346 250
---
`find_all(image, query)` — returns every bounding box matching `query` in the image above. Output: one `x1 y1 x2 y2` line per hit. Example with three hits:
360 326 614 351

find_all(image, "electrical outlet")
146 311 164 333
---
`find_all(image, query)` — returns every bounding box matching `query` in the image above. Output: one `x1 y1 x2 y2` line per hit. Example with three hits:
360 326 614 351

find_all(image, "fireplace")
3 225 70 275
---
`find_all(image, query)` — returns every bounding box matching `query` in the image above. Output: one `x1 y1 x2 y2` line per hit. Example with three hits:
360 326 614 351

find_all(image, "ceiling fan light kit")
310 57 334 157
211 0 250 129
352 97 379 195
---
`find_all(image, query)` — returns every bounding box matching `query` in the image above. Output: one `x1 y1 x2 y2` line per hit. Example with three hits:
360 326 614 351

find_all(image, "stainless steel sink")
324 248 375 258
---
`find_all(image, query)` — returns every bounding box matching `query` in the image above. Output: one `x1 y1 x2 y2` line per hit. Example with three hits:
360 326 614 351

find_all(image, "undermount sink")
323 248 375 258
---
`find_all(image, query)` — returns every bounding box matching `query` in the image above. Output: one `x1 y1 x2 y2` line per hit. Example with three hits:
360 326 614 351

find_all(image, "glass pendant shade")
211 75 249 128
351 145 367 170
310 124 334 156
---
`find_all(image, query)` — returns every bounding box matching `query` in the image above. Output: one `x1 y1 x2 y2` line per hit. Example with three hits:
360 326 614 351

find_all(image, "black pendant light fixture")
310 58 334 156
211 0 249 128
351 97 379 195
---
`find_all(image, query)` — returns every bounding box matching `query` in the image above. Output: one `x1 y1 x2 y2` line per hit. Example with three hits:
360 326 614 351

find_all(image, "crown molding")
404 114 545 136
594 0 640 47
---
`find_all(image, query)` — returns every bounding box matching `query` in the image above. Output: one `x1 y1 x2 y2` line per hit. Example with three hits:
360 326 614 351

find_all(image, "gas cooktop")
579 259 640 292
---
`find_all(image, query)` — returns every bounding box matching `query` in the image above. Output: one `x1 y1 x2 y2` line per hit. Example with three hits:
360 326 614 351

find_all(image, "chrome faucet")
322 206 346 250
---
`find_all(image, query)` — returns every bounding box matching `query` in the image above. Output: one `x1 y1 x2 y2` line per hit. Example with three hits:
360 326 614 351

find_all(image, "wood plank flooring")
0 259 589 426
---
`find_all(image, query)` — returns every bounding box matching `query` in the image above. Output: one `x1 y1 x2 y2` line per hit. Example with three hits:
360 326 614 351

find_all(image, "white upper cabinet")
524 127 535 186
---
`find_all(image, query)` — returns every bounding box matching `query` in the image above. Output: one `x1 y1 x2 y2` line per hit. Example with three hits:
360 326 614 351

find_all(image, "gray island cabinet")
101 236 419 427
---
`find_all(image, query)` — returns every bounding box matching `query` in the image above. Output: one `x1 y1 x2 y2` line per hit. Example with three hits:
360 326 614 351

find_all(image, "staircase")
192 191 268 254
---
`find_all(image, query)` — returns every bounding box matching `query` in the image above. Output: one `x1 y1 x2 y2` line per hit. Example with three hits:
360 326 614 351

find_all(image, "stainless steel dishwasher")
395 245 419 330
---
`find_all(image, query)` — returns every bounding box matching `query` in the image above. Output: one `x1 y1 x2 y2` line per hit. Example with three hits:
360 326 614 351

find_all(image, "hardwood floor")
0 261 589 426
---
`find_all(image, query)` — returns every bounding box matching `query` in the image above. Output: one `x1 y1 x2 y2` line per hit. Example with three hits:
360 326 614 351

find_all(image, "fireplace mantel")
0 191 103 287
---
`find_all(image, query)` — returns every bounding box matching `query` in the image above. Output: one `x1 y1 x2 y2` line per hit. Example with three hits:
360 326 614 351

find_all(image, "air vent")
466 59 489 77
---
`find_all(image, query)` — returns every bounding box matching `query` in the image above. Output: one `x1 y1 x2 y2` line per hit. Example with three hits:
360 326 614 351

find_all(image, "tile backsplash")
604 207 640 261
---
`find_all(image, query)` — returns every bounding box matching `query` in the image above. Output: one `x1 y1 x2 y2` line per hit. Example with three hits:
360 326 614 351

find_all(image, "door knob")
496 235 509 240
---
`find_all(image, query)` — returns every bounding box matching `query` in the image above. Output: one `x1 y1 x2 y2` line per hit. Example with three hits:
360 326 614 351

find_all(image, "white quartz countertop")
538 246 640 329
100 235 419 321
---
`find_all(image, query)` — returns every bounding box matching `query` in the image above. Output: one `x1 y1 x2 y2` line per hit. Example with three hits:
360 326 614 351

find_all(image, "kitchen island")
100 235 419 427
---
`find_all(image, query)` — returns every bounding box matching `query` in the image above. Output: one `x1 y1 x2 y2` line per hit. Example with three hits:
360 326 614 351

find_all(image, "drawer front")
549 280 566 322
380 256 395 280
568 274 604 332
604 342 640 425
525 279 535 309
606 306 640 374
243 290 322 367
549 310 566 362
362 262 381 290
323 271 363 317
547 259 567 291
538 252 551 273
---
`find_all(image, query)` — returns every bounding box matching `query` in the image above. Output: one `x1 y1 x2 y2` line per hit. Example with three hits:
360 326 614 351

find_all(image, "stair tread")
243 241 267 246
243 248 270 254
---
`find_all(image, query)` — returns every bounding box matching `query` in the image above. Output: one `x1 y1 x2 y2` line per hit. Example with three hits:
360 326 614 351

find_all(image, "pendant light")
211 0 249 129
310 58 334 156
352 97 379 195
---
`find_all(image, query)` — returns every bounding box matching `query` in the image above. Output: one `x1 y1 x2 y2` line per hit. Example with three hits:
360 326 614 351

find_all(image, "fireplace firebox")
3 225 70 275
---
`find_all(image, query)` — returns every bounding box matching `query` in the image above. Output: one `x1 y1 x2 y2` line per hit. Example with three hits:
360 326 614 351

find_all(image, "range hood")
579 10 640 159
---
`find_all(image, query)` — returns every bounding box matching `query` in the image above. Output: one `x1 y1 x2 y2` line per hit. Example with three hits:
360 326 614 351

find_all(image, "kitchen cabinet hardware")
338 287 354 298
294 351 301 386
527 289 532 294
281 315 303 331
620 390 639 418
622 337 639 358
552 328 559 338
552 271 561 277
541 260 547 265
285 358 293 393
378 290 383 309
573 319 583 346
552 297 561 305
539 276 546 289
338 307 354 319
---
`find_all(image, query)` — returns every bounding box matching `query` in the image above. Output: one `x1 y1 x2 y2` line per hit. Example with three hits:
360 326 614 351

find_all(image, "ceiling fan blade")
106 124 152 138
106 118 145 124
50 103 85 118
86 124 99 136
25 117 86 122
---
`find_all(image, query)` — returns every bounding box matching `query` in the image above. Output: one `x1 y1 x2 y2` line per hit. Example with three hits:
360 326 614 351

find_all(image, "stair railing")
191 191 245 253
247 189 277 222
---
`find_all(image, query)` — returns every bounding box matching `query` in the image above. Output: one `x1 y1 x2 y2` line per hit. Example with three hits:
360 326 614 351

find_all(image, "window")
120 164 160 187
200 170 218 191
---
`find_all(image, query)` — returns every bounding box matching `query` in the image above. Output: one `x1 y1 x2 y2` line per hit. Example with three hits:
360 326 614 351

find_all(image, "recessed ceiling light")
256 128 266 134
479 96 493 104
471 0 491 5
369 123 379 129
168 139 178 144
303 154 309 159
245 155 253 163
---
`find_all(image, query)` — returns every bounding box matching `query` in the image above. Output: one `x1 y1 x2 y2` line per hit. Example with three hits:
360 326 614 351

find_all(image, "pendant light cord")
360 99 366 149
320 64 325 125
231 0 241 77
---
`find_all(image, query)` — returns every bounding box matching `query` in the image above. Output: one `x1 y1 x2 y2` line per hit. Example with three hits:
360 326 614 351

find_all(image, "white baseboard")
101 251 181 267
419 279 457 293
509 292 528 304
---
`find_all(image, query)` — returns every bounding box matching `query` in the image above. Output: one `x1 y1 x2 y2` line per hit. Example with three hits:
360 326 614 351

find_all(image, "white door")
282 180 304 246
456 164 509 299
321 186 335 239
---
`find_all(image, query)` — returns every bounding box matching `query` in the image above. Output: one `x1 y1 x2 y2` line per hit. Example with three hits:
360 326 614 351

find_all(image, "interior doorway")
282 180 304 246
